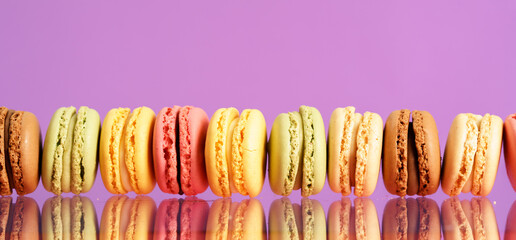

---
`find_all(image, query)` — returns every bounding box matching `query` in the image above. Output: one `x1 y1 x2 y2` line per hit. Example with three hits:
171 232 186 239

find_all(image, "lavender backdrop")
1 0 516 236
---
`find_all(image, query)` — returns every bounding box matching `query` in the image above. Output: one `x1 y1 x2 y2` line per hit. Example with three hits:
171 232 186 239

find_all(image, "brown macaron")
0 107 41 196
383 110 441 197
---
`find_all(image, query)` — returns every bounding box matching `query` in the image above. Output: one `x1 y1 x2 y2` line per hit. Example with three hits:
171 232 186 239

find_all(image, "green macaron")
42 106 100 195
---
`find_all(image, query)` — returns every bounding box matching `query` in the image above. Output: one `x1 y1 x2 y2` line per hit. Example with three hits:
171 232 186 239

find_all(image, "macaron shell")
328 107 361 196
0 108 12 195
42 107 76 195
504 114 516 191
99 108 130 194
471 114 503 196
230 109 267 197
11 111 41 195
268 112 303 196
299 106 326 197
382 110 410 196
71 107 100 194
412 110 441 196
123 107 156 194
229 199 266 239
153 106 181 194
205 108 239 197
442 114 481 196
354 112 383 197
179 106 209 195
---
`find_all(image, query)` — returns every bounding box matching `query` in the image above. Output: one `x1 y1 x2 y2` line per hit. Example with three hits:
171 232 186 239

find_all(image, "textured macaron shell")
230 109 267 197
441 198 499 239
205 108 239 197
353 198 381 239
71 107 100 194
0 107 12 195
301 198 326 239
328 107 362 196
180 198 209 240
504 114 516 191
42 107 77 195
229 199 266 240
299 106 326 197
153 106 181 194
73 196 98 239
442 113 482 196
123 196 156 239
412 110 441 196
382 198 440 240
268 198 300 240
122 107 156 194
99 108 131 194
5 111 41 196
179 106 210 196
468 114 503 196
269 112 303 196
154 198 181 240
42 196 71 240
354 112 383 197
100 195 128 240
327 198 352 239
206 198 232 239
382 109 411 196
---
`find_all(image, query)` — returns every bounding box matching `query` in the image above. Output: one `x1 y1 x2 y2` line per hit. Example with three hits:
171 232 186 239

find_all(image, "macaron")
153 106 209 195
269 106 326 197
506 200 516 238
42 196 97 239
154 197 209 240
205 108 267 197
328 107 384 197
228 199 266 239
327 198 381 239
0 107 41 196
42 106 100 195
100 196 156 240
441 197 499 239
205 108 239 197
327 107 383 197
442 113 503 196
268 198 326 240
382 197 440 240
99 107 156 194
205 198 232 240
504 114 516 192
0 197 40 239
382 110 441 197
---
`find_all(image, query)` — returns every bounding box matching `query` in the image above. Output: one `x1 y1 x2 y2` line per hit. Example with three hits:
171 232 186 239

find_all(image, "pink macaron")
153 197 209 240
153 106 209 195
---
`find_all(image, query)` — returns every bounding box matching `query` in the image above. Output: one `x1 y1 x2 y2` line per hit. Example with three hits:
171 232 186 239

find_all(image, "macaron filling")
108 109 130 194
472 115 491 195
232 110 251 196
300 107 315 197
338 108 354 195
179 107 192 193
215 109 231 196
125 108 142 193
355 112 373 196
395 110 410 195
451 114 478 196
285 112 301 195
9 112 24 194
71 108 87 194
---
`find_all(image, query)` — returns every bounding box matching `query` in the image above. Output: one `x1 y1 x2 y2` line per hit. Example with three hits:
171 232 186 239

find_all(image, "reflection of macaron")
0 197 40 239
42 196 97 240
441 197 499 239
206 198 232 239
206 108 267 197
504 114 516 192
42 106 100 195
382 197 440 240
269 106 326 197
153 106 209 195
153 197 209 240
505 200 516 239
328 107 383 197
101 196 156 240
328 198 381 240
442 113 503 196
99 107 156 194
268 198 325 239
229 199 266 239
383 110 441 197
0 107 41 196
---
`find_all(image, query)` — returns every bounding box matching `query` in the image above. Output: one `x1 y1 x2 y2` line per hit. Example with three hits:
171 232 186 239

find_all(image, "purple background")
1 0 516 236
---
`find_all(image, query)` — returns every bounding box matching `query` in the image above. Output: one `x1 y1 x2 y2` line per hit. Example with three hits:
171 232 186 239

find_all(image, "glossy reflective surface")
0 195 512 239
